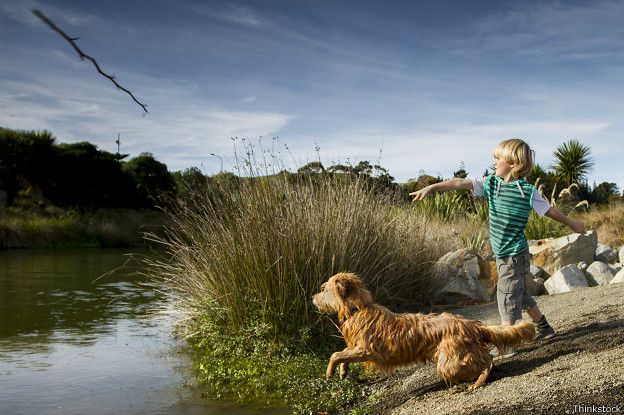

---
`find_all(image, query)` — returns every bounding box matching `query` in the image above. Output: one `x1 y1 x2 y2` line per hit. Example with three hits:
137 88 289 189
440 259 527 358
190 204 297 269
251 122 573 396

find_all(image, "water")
0 249 284 415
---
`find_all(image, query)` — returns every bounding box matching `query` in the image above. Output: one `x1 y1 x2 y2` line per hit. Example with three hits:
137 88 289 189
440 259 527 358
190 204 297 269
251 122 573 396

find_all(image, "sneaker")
534 316 557 341
490 347 518 360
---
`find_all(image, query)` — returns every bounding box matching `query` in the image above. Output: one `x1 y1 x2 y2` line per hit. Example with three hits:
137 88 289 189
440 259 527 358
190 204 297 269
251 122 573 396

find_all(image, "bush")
143 172 448 410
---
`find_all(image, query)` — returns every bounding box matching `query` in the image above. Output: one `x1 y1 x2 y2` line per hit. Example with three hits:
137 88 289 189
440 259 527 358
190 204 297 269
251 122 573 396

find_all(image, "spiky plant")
552 139 594 187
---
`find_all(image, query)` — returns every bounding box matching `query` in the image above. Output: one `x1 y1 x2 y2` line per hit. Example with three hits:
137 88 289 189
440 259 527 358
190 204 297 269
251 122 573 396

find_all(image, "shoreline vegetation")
0 206 165 249
3 128 624 413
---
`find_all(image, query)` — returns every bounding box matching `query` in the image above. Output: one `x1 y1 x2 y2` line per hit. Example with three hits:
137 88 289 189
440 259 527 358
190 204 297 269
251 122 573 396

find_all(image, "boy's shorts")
496 249 537 322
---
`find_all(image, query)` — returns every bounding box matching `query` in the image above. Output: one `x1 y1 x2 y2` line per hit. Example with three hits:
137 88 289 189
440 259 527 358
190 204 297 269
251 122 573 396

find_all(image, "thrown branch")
32 9 148 113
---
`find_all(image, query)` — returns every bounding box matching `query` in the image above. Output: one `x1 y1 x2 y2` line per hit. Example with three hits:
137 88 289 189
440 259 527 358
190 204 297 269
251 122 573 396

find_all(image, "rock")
595 243 617 263
585 261 616 286
529 264 545 279
544 264 589 294
608 263 623 274
529 231 597 277
577 261 588 271
611 269 624 284
434 249 491 304
620 247 624 264
526 275 546 296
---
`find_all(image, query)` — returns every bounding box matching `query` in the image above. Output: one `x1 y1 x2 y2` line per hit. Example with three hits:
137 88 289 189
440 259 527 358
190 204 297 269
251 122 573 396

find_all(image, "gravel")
363 283 624 415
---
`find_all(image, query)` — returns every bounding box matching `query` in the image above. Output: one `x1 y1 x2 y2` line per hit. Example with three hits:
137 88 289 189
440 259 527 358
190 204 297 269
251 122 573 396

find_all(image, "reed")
144 173 448 350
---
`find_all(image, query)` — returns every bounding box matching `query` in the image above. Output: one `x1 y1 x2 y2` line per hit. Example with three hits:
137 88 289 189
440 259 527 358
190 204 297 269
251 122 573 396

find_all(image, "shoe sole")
535 332 557 341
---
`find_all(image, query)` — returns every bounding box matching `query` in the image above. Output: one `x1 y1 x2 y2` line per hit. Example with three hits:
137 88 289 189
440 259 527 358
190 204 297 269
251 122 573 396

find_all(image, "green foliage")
143 170 447 411
411 191 473 221
0 207 162 248
186 316 365 413
552 139 594 187
591 182 620 205
297 161 326 174
525 211 568 240
0 128 55 205
0 127 174 210
122 152 176 207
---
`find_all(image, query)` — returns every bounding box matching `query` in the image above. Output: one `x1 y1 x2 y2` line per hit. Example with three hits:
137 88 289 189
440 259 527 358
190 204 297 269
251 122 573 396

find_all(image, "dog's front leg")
339 363 349 380
326 347 369 379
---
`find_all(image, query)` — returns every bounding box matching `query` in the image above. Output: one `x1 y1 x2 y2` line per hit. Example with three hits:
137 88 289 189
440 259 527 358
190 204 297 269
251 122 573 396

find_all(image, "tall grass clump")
411 191 473 221
143 168 448 411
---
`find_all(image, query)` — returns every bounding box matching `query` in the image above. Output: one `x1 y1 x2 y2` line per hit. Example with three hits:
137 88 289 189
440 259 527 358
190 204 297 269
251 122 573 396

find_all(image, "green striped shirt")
483 175 535 258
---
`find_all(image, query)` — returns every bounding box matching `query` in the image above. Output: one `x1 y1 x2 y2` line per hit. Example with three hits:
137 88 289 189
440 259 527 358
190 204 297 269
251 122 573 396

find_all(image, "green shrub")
143 172 448 410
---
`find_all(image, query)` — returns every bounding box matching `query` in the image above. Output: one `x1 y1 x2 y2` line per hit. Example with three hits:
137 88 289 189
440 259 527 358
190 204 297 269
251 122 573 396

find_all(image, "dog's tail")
480 321 535 349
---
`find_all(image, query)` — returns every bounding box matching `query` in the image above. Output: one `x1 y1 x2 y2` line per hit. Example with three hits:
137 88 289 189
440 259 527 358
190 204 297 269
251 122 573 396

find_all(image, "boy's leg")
492 253 526 358
496 254 525 326
526 305 557 340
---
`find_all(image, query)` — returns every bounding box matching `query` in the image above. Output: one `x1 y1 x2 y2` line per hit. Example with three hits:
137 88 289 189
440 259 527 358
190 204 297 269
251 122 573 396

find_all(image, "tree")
123 153 175 207
552 139 593 187
453 161 468 179
592 182 620 205
297 161 326 174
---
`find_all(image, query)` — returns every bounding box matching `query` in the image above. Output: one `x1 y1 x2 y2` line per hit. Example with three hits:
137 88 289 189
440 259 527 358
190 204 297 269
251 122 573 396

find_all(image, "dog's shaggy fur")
312 272 535 389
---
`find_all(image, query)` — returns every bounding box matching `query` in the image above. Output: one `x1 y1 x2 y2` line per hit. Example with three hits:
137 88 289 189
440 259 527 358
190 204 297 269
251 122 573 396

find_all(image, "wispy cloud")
453 1 624 60
192 3 269 27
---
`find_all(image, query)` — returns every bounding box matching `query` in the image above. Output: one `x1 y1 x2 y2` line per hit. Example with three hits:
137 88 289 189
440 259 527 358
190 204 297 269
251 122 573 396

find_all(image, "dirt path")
365 283 624 415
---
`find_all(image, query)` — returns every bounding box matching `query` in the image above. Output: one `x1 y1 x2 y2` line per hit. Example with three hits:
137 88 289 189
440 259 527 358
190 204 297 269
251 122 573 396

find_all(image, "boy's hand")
410 186 434 202
570 219 586 235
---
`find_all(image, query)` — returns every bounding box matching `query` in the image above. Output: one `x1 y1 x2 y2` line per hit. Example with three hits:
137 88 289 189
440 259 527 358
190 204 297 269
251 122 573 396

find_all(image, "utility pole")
115 133 121 162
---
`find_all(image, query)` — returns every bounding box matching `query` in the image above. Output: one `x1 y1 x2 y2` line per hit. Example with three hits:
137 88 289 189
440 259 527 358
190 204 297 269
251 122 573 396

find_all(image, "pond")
0 249 285 415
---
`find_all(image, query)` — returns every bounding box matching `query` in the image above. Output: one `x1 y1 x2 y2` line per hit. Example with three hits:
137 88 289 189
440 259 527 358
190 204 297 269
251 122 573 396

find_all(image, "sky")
1 0 623 186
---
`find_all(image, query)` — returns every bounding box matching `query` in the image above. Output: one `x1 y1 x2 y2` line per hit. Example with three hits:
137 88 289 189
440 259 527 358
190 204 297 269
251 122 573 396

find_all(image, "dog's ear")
335 277 353 300
335 274 373 321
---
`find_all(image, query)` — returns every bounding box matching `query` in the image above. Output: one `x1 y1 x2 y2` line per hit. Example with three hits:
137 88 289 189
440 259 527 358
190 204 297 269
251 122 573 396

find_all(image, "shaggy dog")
312 272 535 389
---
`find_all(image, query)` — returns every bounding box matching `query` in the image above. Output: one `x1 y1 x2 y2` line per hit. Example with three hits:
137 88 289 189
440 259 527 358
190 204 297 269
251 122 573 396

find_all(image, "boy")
410 138 585 358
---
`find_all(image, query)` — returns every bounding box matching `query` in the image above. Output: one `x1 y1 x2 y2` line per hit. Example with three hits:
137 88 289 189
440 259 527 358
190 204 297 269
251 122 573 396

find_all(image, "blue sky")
1 0 623 186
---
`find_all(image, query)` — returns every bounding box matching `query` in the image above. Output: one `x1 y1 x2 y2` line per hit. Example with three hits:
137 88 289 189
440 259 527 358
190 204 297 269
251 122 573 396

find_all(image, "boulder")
585 261 616 286
526 275 546 296
611 269 624 284
529 264 545 279
544 264 589 294
529 231 597 277
595 243 617 263
526 264 546 296
434 249 491 304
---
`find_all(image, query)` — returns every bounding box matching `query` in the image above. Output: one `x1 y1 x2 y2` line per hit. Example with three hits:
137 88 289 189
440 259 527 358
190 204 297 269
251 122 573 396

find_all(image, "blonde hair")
494 138 534 179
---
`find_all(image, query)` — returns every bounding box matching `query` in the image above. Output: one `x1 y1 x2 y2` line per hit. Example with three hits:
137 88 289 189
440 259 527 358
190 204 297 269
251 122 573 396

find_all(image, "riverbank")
357 283 624 414
0 207 165 249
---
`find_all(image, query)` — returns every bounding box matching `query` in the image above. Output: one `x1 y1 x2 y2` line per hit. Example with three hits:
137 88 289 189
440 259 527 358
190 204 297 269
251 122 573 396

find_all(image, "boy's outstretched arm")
410 177 473 201
544 207 586 234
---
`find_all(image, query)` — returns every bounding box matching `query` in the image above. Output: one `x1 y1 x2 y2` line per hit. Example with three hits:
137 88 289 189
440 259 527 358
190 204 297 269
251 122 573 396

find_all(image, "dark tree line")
0 128 174 209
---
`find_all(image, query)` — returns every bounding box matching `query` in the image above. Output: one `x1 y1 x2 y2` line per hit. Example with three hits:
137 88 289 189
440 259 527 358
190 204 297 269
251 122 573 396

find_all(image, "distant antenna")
116 133 121 154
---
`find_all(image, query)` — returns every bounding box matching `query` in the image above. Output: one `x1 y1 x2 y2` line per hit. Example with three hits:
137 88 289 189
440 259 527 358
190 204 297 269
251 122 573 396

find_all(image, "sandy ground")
362 283 624 415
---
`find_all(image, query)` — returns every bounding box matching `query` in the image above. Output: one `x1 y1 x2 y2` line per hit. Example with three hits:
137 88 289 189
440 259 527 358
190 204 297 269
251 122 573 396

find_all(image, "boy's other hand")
571 219 586 235
410 186 434 202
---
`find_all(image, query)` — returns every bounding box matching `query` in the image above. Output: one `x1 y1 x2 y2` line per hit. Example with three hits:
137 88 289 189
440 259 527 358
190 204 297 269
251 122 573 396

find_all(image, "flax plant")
144 171 447 350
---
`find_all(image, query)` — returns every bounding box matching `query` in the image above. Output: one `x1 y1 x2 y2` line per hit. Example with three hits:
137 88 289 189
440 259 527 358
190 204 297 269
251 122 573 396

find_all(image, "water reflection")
0 249 286 415
0 249 158 343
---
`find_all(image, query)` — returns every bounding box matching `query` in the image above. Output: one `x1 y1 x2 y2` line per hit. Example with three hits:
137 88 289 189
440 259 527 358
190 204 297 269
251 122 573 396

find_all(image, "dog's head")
312 272 374 321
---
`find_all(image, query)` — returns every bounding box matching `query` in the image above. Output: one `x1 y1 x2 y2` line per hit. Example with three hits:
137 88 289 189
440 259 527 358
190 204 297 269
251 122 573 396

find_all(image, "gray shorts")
496 249 537 322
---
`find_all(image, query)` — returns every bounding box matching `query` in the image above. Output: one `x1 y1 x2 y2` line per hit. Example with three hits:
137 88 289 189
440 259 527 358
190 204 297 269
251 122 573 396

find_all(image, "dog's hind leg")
326 347 370 380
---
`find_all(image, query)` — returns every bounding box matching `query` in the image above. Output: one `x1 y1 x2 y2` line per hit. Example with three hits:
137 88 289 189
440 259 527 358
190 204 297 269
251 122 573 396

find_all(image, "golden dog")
312 272 535 389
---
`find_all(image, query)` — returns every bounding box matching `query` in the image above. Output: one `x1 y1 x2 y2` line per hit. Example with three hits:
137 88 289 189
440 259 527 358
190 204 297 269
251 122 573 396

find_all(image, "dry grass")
577 203 624 247
143 173 451 349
